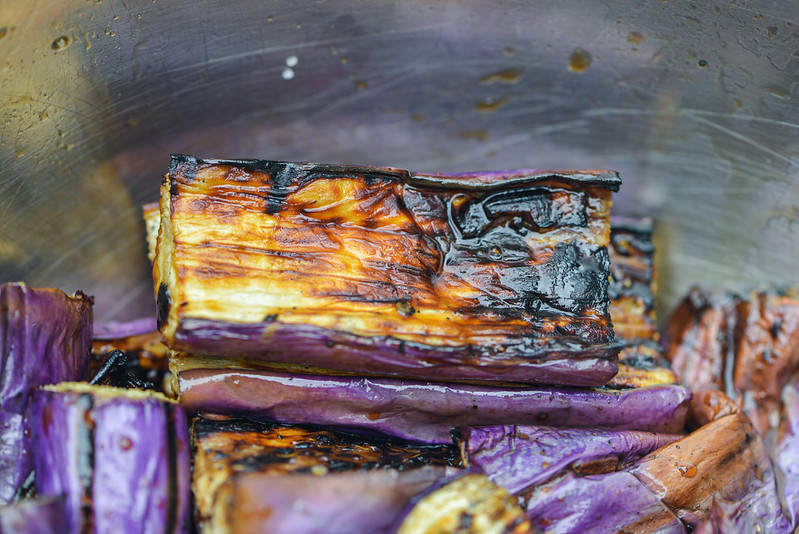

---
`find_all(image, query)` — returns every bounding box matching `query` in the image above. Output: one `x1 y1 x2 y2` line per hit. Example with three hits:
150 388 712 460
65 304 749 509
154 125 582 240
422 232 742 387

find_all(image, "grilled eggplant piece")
775 380 799 529
395 472 533 534
608 217 658 342
629 409 789 529
179 369 691 443
0 283 92 503
0 496 66 534
32 383 190 534
192 416 454 534
664 288 799 435
463 425 680 494
522 470 685 533
91 318 171 395
154 155 621 385
608 341 679 389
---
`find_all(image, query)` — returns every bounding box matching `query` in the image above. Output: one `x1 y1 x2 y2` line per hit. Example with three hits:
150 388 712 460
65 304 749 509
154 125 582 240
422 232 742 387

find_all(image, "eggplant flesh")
32 383 191 534
0 283 92 503
154 155 621 385
395 472 533 534
179 369 691 443
191 416 454 534
608 341 678 389
463 425 680 494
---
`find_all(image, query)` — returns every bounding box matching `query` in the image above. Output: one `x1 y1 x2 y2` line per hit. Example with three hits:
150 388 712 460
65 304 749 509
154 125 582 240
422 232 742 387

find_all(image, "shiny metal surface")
1 1 798 321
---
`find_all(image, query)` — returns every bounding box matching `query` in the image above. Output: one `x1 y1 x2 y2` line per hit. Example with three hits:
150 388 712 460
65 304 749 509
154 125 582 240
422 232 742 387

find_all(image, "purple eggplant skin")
464 425 681 494
775 380 799 529
179 369 691 444
0 496 66 534
0 283 92 503
93 317 157 340
32 384 190 534
211 466 447 534
522 471 686 534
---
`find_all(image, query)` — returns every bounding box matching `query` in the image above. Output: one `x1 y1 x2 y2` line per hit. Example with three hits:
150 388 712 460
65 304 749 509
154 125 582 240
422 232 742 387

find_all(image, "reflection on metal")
0 0 797 321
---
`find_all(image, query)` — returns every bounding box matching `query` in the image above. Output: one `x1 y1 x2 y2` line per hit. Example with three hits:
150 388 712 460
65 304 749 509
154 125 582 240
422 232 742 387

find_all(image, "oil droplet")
411 113 424 122
541 462 550 468
480 67 524 84
356 80 366 90
459 130 489 141
23 428 30 437
285 55 298 67
677 463 697 477
475 96 509 112
282 67 295 80
340 57 348 65
127 117 138 127
267 16 274 22
489 246 502 260
120 436 133 450
396 300 415 317
504 46 514 56
568 48 592 72
367 412 381 420
697 59 708 68
627 31 644 45
51 35 71 51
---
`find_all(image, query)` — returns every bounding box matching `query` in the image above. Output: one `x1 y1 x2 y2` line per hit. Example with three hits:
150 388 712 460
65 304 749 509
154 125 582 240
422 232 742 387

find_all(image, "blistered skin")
0 283 92 503
664 288 799 435
463 425 680 494
32 384 191 534
179 369 691 443
395 473 533 534
154 155 621 385
192 417 457 531
629 412 789 530
522 471 685 534
0 496 66 534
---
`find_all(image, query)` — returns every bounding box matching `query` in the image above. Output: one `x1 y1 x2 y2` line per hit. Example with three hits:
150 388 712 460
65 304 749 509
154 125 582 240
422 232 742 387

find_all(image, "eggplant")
775 380 799 528
608 217 658 342
629 410 789 530
0 496 66 534
191 416 454 534
153 155 622 386
463 425 680 494
607 341 678 389
521 471 685 534
91 318 171 395
32 383 190 534
0 283 92 503
178 368 691 443
664 288 799 435
394 472 533 533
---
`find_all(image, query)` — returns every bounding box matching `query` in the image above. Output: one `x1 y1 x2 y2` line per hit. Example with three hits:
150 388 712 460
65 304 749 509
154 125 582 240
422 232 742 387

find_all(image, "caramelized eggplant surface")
154 155 621 385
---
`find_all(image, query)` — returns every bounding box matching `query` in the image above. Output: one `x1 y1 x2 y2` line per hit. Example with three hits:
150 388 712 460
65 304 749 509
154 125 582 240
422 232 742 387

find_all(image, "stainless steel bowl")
2 0 798 321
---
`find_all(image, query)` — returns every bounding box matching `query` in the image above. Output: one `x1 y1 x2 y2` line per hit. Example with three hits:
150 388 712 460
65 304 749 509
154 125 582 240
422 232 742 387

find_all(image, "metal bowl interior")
1 1 798 321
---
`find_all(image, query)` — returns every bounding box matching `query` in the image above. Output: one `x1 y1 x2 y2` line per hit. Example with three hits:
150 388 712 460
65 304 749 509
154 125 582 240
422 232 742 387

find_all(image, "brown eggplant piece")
608 217 658 342
191 416 456 533
629 411 788 529
395 472 534 534
91 318 172 396
664 288 799 435
608 340 678 389
154 155 621 385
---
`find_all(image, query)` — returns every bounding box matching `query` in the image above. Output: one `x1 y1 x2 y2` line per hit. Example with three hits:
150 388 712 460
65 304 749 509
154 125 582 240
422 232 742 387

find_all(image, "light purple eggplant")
92 317 157 340
522 471 686 533
0 496 66 534
179 369 691 443
210 466 447 534
32 384 190 534
463 425 681 494
775 380 799 528
0 283 92 503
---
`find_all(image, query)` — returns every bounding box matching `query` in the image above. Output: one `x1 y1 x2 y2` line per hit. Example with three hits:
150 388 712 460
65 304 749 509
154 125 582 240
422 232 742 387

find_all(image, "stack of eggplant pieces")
148 155 697 533
3 154 799 533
